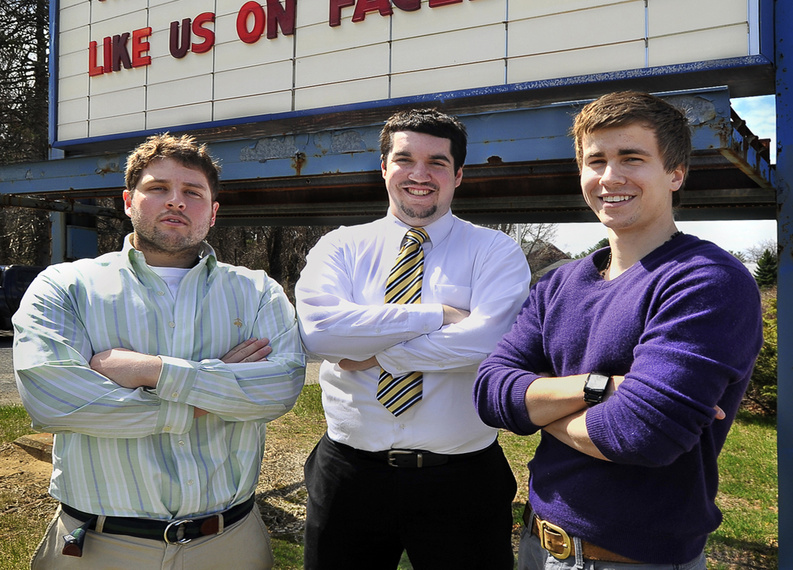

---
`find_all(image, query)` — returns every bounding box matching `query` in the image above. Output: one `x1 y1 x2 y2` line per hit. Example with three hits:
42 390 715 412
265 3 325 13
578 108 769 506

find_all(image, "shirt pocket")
431 283 472 312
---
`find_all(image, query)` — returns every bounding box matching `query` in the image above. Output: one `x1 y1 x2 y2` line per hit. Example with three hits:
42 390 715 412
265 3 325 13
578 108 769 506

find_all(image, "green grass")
0 395 778 569
0 404 36 443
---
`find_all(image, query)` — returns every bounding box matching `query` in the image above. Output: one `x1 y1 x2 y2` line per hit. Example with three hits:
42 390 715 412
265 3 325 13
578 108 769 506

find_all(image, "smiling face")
123 157 219 267
382 130 462 227
580 123 685 240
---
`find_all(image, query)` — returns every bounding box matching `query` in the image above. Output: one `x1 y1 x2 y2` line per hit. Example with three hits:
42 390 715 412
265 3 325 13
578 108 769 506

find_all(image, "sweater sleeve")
474 286 547 435
585 262 763 466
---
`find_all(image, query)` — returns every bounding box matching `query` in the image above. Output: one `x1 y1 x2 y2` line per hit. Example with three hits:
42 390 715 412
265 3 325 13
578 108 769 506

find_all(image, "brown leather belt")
523 504 641 564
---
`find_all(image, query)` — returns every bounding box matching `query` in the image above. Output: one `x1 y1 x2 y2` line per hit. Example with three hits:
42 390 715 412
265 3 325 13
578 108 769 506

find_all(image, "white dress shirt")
296 211 530 454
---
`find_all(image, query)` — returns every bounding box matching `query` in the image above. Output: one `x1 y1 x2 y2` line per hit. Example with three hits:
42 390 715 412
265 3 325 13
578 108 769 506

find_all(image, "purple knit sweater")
474 234 762 564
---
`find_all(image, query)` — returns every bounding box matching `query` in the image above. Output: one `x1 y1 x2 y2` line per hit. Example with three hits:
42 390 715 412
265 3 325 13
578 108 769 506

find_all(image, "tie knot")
405 228 428 247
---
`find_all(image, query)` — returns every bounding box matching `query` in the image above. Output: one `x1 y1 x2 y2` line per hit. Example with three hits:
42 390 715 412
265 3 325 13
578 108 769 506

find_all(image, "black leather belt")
347 440 495 468
61 495 255 546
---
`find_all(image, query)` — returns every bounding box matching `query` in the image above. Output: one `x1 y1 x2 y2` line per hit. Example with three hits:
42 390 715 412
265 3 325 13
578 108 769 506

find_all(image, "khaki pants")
31 505 274 570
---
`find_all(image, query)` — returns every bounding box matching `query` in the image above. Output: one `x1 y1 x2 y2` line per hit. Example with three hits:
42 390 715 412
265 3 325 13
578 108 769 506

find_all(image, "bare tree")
207 225 334 301
744 238 778 264
0 0 50 265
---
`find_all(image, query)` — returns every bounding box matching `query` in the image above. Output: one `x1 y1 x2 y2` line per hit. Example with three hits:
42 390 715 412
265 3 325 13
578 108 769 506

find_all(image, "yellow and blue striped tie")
377 227 428 415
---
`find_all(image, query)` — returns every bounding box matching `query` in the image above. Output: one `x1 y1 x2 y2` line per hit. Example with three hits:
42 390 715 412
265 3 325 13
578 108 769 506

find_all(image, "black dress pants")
303 433 517 570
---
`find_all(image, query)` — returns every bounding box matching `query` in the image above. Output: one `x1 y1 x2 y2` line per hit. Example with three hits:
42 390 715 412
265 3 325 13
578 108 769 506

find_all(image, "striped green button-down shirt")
13 236 305 519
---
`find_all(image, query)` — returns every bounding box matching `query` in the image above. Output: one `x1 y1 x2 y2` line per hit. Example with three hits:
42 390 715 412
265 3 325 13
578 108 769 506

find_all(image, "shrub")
745 287 777 414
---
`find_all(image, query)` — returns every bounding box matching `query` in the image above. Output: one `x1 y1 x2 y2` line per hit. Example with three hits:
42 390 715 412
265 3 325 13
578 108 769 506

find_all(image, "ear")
210 201 219 227
123 189 133 218
454 167 463 188
381 157 387 180
670 165 685 192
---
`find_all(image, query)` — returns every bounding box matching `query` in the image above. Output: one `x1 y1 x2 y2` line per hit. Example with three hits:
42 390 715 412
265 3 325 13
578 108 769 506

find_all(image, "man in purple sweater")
474 91 763 569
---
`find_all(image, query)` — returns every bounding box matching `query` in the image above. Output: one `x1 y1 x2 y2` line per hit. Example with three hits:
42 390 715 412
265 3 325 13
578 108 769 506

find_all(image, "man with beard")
295 109 531 569
14 134 305 569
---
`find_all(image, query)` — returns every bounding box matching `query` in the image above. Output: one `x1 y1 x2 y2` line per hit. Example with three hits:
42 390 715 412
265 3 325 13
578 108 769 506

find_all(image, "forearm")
524 374 590 426
299 301 444 360
15 364 192 437
156 351 305 421
543 410 609 461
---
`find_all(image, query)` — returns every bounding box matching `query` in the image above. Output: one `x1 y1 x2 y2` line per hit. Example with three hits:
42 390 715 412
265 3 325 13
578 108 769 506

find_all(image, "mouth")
601 195 633 204
159 215 189 226
402 184 436 197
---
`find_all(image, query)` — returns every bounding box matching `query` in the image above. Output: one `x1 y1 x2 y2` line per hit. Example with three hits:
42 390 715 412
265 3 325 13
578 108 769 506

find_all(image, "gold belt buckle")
537 518 572 560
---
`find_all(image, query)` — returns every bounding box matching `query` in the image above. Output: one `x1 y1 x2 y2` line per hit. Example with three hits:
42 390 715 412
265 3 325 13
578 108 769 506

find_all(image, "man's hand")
221 338 272 363
338 356 379 371
442 304 470 325
90 348 162 389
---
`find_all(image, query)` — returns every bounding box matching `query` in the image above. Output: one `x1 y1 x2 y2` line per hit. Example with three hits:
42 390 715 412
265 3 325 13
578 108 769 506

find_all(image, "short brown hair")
572 92 691 206
379 109 468 172
125 134 221 201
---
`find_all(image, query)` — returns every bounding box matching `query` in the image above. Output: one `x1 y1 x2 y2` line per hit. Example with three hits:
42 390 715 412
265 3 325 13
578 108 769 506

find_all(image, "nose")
166 191 186 210
407 161 431 182
599 162 625 187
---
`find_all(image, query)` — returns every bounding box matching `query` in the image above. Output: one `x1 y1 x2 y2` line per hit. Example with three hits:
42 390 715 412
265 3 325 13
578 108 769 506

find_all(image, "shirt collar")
122 233 217 272
385 210 454 251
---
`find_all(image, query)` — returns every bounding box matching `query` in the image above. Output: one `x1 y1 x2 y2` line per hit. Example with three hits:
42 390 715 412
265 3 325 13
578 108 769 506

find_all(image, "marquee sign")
55 0 761 145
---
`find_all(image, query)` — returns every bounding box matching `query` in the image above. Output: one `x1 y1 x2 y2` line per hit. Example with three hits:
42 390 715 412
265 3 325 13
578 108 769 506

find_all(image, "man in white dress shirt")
295 109 531 569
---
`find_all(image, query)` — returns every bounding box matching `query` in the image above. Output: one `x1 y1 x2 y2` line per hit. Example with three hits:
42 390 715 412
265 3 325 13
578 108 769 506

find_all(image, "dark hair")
125 133 221 201
572 91 691 207
379 109 468 171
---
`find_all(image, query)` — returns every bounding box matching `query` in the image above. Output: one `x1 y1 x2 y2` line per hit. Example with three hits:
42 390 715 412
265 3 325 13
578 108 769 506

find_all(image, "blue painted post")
776 1 792 565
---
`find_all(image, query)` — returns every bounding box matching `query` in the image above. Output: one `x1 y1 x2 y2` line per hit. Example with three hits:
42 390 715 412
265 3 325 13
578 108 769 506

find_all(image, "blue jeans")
518 526 707 570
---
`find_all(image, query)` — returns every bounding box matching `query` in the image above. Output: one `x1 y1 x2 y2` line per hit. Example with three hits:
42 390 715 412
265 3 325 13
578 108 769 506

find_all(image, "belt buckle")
387 449 422 468
538 519 572 560
164 518 194 545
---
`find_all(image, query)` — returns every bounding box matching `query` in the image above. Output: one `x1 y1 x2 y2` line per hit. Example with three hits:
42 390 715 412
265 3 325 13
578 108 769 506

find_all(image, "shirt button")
171 392 179 398
157 291 165 296
168 321 176 328
399 424 406 429
164 426 171 432
178 440 185 446
187 479 194 486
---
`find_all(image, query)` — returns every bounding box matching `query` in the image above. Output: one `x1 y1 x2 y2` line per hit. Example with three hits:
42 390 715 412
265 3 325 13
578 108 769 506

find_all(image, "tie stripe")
378 228 428 416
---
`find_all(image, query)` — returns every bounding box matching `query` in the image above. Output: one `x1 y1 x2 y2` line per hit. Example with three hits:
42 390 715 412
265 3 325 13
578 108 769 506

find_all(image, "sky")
553 95 777 256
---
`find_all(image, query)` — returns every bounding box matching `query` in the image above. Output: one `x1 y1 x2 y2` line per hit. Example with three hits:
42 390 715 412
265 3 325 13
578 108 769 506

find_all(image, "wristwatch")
583 373 611 406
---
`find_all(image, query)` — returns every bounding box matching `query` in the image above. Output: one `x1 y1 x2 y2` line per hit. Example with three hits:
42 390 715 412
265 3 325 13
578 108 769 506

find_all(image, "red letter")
131 27 152 67
237 1 265 44
428 0 462 6
266 0 295 38
329 0 354 27
393 0 420 10
352 0 392 22
88 41 104 76
102 36 113 74
192 12 215 53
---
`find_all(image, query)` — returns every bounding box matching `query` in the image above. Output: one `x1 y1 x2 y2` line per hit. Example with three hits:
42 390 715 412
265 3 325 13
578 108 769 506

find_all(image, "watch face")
586 374 610 391
584 373 610 405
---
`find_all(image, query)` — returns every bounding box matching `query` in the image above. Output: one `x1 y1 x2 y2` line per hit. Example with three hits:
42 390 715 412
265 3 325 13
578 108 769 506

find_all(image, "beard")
129 209 211 262
397 202 437 221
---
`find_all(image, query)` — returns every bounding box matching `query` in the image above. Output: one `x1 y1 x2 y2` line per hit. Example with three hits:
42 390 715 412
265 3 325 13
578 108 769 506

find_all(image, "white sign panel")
56 0 758 144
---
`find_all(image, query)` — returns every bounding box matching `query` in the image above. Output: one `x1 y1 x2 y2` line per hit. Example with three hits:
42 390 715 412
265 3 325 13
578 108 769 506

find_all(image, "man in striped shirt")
13 134 305 569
